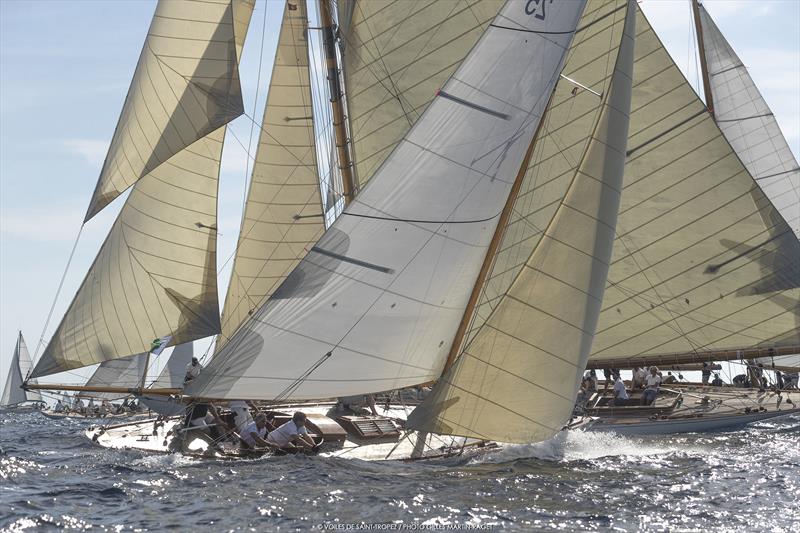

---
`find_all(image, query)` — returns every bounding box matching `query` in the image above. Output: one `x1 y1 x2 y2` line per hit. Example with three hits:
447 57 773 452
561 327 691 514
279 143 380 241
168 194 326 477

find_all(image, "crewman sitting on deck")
641 366 662 405
711 374 723 387
240 413 273 449
54 399 65 413
266 411 317 451
632 367 647 390
610 374 629 406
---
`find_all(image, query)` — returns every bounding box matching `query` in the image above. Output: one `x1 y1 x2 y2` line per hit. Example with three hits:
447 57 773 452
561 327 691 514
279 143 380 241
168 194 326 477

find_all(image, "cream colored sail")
218 0 325 350
85 0 254 221
408 0 636 443
150 343 194 389
2 332 40 406
337 0 504 186
187 0 587 401
587 5 800 369
698 3 800 238
76 353 147 401
30 128 226 379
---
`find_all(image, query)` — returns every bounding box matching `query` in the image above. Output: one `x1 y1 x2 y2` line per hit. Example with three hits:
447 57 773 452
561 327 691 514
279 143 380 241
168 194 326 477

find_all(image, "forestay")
1 332 40 406
85 0 254 221
698 4 800 238
338 0 504 186
76 353 148 401
188 0 586 400
588 6 800 369
31 129 227 379
408 0 636 443
218 0 325 350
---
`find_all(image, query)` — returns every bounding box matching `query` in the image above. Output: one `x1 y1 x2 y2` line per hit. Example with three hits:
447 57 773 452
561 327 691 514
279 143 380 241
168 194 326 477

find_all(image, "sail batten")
85 0 254 221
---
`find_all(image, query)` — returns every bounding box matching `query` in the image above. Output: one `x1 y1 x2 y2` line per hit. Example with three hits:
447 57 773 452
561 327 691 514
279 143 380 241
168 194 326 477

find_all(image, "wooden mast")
691 0 715 116
318 0 356 205
439 90 557 376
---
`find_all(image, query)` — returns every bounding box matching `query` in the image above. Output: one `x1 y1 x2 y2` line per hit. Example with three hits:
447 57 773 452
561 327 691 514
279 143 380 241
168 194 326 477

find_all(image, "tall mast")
439 92 555 376
318 0 356 205
691 0 715 116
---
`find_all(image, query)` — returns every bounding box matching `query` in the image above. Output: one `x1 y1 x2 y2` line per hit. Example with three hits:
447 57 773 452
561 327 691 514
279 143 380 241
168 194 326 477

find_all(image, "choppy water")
1 411 798 532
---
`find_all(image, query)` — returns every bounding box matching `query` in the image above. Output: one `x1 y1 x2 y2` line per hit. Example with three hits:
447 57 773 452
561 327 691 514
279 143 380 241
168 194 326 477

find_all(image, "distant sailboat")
1 332 43 411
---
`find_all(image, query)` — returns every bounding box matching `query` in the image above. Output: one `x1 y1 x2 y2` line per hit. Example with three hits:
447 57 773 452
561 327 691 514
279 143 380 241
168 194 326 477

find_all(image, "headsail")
408 0 636 443
587 5 800 369
150 343 194 389
218 0 325 350
31 128 227 379
1 332 40 406
76 353 148 401
338 0 504 186
697 3 800 238
187 0 587 401
85 0 254 221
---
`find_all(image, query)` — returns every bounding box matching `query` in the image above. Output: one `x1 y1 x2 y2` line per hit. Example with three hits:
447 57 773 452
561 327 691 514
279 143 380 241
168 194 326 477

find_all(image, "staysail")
337 0 504 186
218 0 325 350
187 0 587 401
1 332 41 406
150 343 194 389
76 353 148 401
85 0 254 221
587 5 800 369
697 3 800 237
30 128 227 379
408 0 636 443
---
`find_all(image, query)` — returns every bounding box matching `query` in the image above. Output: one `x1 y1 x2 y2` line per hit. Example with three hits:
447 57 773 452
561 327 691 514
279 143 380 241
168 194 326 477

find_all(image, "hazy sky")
1 0 798 387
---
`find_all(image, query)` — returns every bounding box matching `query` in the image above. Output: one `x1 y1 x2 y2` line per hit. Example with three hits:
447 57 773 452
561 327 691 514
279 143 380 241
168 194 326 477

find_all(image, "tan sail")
85 0 253 221
338 0 504 186
218 0 325 350
31 128 226 379
587 5 800 369
408 0 636 443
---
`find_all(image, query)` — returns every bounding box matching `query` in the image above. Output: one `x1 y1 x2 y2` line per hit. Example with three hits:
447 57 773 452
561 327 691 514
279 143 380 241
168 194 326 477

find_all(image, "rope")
30 223 85 373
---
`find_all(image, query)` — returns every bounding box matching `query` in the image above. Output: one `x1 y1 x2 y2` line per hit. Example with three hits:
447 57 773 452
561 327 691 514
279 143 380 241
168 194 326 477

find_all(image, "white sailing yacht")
1 332 44 411
24 0 798 458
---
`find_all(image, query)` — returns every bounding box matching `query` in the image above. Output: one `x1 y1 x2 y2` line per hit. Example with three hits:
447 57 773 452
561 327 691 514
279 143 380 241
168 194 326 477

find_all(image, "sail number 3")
525 0 555 20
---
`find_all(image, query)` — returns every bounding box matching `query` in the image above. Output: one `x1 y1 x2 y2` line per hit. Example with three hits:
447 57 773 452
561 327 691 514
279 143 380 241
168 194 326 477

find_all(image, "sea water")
1 411 798 531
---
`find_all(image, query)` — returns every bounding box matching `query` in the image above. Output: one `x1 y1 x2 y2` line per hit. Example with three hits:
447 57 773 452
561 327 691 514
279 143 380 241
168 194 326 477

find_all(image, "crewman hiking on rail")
267 411 317 451
240 413 274 449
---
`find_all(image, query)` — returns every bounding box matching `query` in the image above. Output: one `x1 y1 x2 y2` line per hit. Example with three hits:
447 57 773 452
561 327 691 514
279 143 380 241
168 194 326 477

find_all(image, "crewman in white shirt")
266 411 317 451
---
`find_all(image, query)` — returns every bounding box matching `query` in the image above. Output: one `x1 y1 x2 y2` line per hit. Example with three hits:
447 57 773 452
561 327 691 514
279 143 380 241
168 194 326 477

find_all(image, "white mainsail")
218 0 325 350
338 0 504 186
76 353 148 401
408 0 636 443
1 332 41 406
187 0 588 401
587 5 800 369
697 3 799 238
85 0 254 221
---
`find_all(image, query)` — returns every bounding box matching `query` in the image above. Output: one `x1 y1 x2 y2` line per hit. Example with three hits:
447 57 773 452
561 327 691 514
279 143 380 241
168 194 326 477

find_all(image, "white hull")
84 404 494 462
585 408 800 436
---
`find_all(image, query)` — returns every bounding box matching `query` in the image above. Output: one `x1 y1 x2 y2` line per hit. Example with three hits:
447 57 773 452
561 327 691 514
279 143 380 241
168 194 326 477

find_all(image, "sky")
1 0 799 390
